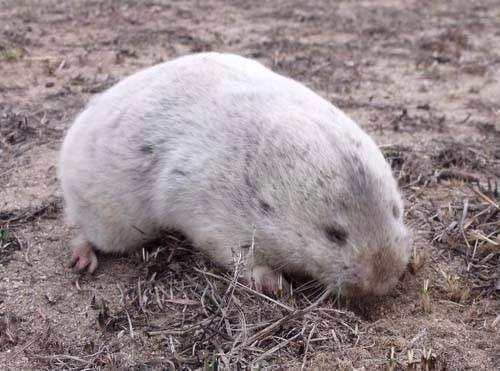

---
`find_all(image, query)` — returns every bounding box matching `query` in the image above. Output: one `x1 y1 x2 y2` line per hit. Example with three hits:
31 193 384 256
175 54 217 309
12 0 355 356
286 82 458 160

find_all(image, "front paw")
250 265 291 297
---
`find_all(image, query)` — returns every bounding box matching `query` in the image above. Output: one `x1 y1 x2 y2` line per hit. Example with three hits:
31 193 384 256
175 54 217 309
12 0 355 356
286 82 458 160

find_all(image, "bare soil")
0 0 499 370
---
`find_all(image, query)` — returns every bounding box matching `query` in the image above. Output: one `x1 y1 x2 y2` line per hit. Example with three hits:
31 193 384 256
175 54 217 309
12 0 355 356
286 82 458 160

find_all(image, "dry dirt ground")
0 0 499 370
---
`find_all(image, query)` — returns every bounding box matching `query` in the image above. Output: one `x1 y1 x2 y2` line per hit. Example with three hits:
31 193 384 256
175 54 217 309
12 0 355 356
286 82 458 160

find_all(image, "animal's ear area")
324 224 348 245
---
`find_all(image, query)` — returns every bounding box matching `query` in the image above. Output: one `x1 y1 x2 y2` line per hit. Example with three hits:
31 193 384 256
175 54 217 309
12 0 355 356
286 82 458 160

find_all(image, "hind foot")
250 265 291 297
70 239 98 274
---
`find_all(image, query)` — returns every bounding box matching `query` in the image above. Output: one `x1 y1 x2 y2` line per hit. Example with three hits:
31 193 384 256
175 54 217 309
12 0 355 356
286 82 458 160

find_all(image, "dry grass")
68 238 361 370
383 140 499 303
0 226 21 265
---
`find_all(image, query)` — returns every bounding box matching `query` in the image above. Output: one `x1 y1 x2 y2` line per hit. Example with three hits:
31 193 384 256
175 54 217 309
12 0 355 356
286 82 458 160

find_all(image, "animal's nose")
351 279 393 297
344 282 379 297
370 277 399 296
369 284 390 297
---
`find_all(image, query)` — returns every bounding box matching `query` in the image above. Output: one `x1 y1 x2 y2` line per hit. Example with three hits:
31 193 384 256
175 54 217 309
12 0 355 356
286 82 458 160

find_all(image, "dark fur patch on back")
259 199 273 214
171 169 187 176
140 144 154 154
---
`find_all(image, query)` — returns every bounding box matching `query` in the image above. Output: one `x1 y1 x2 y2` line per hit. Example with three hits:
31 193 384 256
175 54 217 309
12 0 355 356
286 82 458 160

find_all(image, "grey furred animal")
59 52 412 297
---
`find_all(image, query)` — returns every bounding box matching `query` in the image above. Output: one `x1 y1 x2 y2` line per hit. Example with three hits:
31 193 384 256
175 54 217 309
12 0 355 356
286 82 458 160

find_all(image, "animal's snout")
347 280 395 297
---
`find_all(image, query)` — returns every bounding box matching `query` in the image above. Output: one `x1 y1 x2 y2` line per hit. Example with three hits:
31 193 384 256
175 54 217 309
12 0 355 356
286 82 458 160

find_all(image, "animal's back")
60 52 390 251
60 52 319 250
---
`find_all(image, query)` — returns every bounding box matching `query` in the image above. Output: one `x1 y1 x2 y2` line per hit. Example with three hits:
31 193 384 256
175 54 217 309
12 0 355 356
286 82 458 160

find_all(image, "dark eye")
392 204 400 219
324 225 348 245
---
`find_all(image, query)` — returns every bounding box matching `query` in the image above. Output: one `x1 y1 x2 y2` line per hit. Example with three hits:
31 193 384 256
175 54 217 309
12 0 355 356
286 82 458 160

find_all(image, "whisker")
295 279 322 293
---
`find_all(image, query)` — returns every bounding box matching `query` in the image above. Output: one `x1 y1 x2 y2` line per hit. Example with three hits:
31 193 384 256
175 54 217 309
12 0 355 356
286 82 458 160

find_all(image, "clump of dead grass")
0 313 19 351
85 237 362 370
383 140 499 305
0 103 62 169
416 29 470 66
0 197 61 227
34 231 417 370
32 227 453 370
430 185 499 300
0 225 21 264
0 104 36 156
0 197 61 263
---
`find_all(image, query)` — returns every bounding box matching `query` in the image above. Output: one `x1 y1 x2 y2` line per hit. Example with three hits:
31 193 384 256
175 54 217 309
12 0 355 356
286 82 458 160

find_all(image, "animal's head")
257 146 412 297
